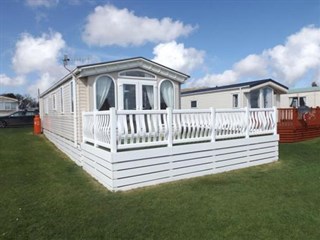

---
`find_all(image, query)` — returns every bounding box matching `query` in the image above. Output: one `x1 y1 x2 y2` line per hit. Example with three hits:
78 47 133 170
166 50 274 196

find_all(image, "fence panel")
249 108 275 136
172 109 212 144
117 110 168 149
215 109 247 139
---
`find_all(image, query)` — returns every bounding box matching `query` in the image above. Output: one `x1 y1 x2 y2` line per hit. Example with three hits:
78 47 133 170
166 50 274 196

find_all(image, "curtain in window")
160 80 174 109
299 97 306 107
250 89 260 108
263 87 272 108
145 85 154 109
96 76 112 110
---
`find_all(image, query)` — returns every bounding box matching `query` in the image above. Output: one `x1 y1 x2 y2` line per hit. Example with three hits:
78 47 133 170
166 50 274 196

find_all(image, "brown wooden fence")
277 107 320 143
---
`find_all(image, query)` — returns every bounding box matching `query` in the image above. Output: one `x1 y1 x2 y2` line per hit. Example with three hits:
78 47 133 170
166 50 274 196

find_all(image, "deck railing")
278 107 320 129
82 107 277 152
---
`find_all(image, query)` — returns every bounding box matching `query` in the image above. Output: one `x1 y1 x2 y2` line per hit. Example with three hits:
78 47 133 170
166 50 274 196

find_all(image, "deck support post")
273 106 278 135
93 111 97 147
110 108 117 153
167 108 173 147
245 107 250 138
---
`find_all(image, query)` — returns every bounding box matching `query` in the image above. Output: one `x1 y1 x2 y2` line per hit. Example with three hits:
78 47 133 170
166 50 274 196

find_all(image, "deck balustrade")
277 107 320 142
83 107 277 152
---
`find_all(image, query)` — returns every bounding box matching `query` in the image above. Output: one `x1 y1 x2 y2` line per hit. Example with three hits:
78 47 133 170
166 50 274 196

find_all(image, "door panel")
142 85 154 110
123 84 136 110
119 79 156 110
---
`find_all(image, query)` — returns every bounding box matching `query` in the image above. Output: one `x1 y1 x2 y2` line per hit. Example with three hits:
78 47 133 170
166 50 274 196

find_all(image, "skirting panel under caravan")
44 129 82 166
43 130 279 191
79 135 279 191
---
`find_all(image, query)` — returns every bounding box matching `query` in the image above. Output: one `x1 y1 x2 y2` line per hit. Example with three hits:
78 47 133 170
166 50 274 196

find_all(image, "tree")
16 94 38 109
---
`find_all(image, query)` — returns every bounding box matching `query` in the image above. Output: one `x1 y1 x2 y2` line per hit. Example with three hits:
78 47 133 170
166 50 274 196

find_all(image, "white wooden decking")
44 107 279 191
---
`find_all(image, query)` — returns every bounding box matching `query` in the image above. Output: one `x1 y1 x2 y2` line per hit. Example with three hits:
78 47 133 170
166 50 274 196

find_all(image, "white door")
118 79 156 110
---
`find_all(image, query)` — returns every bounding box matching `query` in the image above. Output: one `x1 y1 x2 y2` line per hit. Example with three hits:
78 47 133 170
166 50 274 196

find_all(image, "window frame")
159 79 175 110
232 94 239 108
94 75 116 111
289 96 306 108
191 100 197 108
118 69 156 80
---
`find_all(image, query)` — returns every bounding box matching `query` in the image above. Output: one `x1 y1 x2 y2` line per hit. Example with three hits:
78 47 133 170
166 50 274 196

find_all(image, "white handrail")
82 107 277 152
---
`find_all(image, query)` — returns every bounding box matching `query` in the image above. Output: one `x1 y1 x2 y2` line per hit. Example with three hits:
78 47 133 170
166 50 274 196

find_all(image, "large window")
1 102 17 110
142 85 154 110
250 89 260 108
160 80 174 109
290 97 306 108
95 76 115 111
250 87 273 108
263 87 273 108
232 94 239 108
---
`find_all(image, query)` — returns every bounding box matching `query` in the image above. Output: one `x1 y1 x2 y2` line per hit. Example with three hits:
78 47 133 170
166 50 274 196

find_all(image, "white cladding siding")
42 80 74 141
77 78 88 144
181 89 248 109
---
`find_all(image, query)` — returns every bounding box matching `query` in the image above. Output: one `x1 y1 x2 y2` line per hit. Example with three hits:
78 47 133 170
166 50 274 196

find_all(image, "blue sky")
0 0 319 96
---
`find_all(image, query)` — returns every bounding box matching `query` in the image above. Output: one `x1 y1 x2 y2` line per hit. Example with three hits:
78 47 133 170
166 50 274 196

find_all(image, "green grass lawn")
1 128 320 240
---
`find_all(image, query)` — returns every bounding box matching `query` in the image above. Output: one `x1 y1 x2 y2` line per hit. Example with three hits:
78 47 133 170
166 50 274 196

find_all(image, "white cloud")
233 54 268 77
0 74 25 86
192 25 320 87
8 31 70 96
12 31 65 75
195 70 239 87
82 4 195 47
267 26 320 85
25 0 59 8
27 72 56 96
152 41 204 74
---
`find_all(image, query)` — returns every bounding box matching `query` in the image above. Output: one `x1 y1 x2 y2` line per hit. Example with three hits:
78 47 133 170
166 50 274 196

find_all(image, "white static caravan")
280 86 320 108
181 79 288 109
40 58 280 191
0 96 19 116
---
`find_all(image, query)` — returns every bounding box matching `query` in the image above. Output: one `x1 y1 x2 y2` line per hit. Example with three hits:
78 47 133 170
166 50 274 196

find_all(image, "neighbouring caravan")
181 79 288 109
0 96 19 116
280 86 320 108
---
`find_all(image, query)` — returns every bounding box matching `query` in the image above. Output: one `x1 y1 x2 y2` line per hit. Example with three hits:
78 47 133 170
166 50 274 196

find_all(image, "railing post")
93 111 97 147
245 107 250 138
167 107 173 147
293 107 298 128
210 107 216 142
110 108 117 153
273 106 278 135
82 112 85 143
